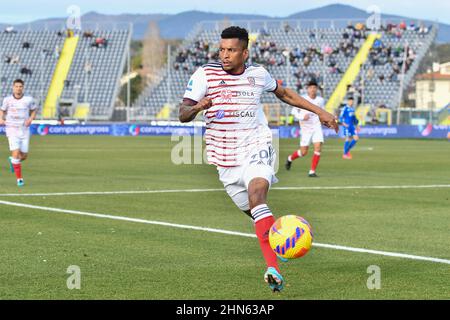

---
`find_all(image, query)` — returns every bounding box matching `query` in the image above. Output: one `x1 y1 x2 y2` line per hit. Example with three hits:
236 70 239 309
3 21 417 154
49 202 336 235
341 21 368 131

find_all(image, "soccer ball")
269 215 313 259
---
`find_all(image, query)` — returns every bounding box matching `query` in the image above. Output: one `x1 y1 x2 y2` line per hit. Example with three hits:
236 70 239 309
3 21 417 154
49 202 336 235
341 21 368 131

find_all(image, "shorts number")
249 147 272 165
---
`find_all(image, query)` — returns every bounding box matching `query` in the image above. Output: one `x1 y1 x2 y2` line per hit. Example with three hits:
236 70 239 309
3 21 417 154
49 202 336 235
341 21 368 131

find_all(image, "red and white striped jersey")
1 95 36 127
183 62 278 167
291 94 325 132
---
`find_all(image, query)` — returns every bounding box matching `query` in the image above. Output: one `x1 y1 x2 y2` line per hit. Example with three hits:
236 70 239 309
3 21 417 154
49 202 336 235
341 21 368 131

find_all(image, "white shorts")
217 143 278 212
6 126 30 153
300 127 324 147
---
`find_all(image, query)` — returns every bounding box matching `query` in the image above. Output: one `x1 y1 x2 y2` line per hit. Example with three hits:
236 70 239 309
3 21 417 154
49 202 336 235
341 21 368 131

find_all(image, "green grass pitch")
0 135 449 299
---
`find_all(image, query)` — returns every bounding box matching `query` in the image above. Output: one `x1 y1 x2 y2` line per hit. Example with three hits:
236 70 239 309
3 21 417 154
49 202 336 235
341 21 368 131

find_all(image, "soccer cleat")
342 153 352 160
264 267 284 292
17 179 24 187
8 157 14 173
308 172 318 178
285 159 292 171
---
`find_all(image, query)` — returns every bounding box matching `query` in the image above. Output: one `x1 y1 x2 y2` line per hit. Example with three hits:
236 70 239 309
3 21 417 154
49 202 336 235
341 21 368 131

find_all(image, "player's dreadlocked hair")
221 26 249 49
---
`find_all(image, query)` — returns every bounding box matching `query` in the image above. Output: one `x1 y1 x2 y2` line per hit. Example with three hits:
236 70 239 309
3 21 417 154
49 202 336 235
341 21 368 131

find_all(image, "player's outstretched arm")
274 86 338 133
0 110 5 125
179 97 212 123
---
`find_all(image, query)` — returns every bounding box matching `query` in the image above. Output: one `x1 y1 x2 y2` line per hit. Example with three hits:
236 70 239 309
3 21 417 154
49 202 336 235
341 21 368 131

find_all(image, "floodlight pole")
84 48 88 103
127 23 132 123
127 43 131 110
396 42 408 125
285 49 291 127
40 48 44 118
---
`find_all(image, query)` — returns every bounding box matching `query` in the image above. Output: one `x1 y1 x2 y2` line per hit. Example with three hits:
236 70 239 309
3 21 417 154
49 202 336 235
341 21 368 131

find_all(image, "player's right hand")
319 111 339 133
0 119 5 126
196 97 213 111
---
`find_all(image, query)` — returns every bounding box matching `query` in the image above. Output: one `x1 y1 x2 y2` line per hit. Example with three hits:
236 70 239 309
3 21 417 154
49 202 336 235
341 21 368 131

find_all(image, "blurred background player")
339 96 359 159
179 26 338 292
0 79 37 186
285 79 325 177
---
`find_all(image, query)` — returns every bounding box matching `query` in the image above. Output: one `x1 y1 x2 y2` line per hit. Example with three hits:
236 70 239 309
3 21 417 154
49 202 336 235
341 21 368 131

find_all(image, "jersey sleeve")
318 97 326 108
0 98 7 111
339 107 346 124
291 108 306 121
183 67 207 103
28 97 37 111
291 107 301 120
262 68 277 92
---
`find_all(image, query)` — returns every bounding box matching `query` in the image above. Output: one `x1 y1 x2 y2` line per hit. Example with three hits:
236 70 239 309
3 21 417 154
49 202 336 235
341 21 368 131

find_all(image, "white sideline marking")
0 184 449 197
1 199 449 265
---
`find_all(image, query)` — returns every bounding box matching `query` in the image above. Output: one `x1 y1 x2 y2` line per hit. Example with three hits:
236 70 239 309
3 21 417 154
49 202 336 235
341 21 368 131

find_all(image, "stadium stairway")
325 33 381 113
42 35 79 118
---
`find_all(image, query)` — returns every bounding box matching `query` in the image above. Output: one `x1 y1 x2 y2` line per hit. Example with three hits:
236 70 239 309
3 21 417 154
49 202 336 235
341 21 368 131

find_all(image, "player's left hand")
24 118 33 127
319 111 339 133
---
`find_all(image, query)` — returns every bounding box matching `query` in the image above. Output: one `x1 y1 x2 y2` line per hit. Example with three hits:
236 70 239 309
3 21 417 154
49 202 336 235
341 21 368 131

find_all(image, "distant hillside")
1 4 448 42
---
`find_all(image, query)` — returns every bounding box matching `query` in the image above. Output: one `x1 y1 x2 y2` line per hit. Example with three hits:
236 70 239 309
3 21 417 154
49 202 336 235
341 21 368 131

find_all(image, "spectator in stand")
84 61 92 75
22 41 31 49
83 31 94 38
295 79 303 93
11 55 19 64
418 24 428 37
92 37 107 48
284 23 293 34
4 26 17 34
407 23 416 31
367 67 374 80
55 45 61 59
20 66 32 76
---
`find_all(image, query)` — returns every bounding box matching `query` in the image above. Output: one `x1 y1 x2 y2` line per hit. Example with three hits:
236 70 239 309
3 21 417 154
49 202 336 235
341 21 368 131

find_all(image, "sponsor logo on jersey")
219 80 227 86
220 89 233 102
215 110 225 119
229 110 256 118
235 91 255 97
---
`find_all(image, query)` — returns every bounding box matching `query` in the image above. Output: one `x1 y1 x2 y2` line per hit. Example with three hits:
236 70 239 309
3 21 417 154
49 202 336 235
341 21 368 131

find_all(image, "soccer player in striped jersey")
179 26 338 292
0 79 37 187
285 79 326 177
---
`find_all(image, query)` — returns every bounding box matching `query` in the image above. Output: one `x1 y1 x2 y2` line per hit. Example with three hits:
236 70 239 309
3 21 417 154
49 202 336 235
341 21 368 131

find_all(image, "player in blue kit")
339 96 359 159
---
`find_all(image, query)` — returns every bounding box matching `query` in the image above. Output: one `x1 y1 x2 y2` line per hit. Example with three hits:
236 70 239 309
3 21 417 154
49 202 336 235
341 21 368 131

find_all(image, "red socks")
11 158 22 180
288 150 301 162
251 204 279 273
311 151 321 172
